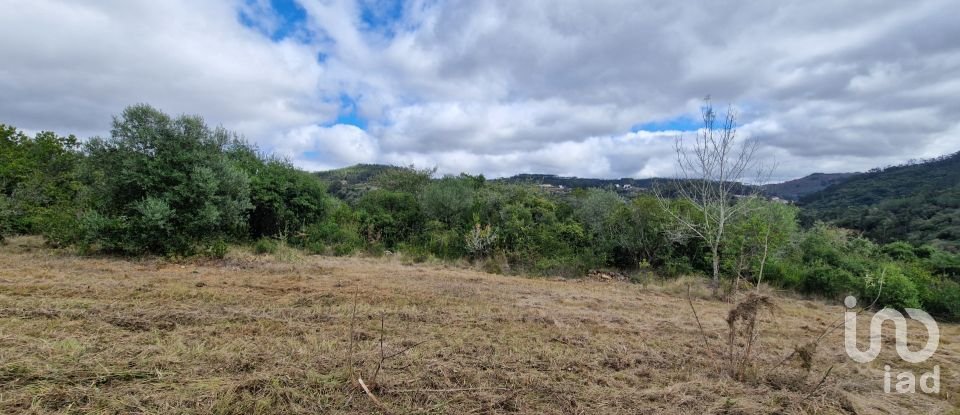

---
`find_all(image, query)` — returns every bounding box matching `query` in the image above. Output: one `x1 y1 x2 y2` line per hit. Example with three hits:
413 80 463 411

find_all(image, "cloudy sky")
2 0 959 181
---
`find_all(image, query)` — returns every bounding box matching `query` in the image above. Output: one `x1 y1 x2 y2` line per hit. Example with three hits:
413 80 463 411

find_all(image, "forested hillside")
799 151 960 251
762 172 859 201
314 163 400 185
314 164 405 201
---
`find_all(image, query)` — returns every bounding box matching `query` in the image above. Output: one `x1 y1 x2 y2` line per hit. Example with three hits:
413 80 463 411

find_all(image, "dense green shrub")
765 258 805 288
425 220 466 259
881 241 917 261
924 247 960 277
230 147 330 239
253 238 279 255
356 189 424 248
419 176 477 228
922 278 960 319
572 189 624 266
0 125 82 238
872 268 921 309
207 239 229 259
721 199 799 282
0 194 12 243
490 185 594 273
298 203 363 256
800 264 858 298
80 105 252 255
764 222 944 312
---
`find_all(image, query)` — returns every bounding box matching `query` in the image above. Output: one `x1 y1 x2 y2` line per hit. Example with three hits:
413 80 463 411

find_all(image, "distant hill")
314 163 401 185
314 164 404 201
762 172 859 201
494 174 659 196
495 173 658 188
315 165 761 199
799 151 960 251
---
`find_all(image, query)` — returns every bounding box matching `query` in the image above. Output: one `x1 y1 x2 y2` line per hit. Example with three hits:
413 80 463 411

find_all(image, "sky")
1 0 959 182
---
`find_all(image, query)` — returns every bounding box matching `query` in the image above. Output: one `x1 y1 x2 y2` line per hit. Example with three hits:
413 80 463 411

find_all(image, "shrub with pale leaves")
465 223 497 259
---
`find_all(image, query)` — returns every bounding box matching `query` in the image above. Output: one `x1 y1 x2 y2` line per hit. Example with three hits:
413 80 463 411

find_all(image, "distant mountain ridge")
494 173 658 190
762 172 860 201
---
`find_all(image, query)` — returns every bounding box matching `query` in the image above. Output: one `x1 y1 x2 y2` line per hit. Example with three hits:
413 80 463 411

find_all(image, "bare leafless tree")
655 99 769 294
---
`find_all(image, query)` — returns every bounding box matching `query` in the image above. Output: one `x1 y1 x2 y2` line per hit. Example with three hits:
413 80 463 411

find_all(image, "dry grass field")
0 236 957 414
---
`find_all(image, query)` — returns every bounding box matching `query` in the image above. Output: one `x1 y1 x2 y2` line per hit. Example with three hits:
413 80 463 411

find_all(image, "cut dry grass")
0 236 957 414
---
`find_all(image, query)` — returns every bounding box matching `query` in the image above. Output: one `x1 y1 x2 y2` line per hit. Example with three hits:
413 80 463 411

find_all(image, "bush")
301 220 362 256
463 222 495 259
419 176 476 228
765 259 804 288
871 269 921 310
659 257 695 278
231 148 330 240
923 247 960 277
356 190 423 248
296 202 363 256
80 105 252 255
253 238 278 255
533 256 590 278
922 278 960 319
882 241 918 261
206 239 229 259
800 264 858 299
398 242 431 263
0 195 12 243
424 220 464 259
490 186 597 273
1 126 82 239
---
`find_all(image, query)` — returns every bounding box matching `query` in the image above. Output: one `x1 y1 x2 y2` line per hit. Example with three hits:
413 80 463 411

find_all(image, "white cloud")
0 0 331 140
282 124 379 170
2 0 960 180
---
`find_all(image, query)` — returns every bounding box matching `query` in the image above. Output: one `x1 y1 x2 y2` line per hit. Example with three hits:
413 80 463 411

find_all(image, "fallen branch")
348 281 360 377
358 376 391 414
802 365 834 402
372 312 386 384
687 283 710 349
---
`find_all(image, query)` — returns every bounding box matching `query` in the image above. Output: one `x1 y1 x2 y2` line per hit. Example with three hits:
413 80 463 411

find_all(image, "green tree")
723 199 798 290
0 194 12 243
493 185 592 275
419 175 477 228
81 105 251 254
230 145 330 239
372 165 435 193
654 101 767 292
356 189 424 248
0 125 83 241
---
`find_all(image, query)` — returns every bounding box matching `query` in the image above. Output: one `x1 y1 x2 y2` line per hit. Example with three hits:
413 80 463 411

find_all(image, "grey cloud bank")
1 0 959 181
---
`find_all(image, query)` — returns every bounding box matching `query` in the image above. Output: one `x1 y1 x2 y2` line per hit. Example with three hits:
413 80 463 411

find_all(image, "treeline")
2 105 959 319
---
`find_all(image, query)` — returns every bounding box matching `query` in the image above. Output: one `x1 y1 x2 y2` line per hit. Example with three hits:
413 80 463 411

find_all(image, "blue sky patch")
631 115 701 132
359 0 404 37
323 94 368 129
239 0 309 42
